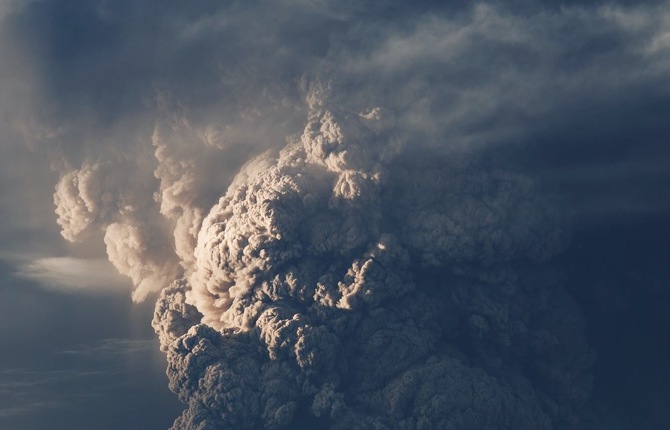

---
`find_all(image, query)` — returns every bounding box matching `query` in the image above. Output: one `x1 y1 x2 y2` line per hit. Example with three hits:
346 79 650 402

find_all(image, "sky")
0 0 669 429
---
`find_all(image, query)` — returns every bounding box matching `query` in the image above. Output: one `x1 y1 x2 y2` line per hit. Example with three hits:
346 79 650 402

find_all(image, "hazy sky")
1 1 669 429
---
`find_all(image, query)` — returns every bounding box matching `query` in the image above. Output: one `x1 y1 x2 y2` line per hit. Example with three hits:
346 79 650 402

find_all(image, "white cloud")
15 257 131 295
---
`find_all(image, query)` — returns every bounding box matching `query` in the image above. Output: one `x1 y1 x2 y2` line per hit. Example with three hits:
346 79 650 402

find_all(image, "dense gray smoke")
17 0 667 428
151 97 593 429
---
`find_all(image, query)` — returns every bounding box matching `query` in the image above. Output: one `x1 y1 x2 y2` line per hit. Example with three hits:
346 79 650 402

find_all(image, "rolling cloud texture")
2 0 670 428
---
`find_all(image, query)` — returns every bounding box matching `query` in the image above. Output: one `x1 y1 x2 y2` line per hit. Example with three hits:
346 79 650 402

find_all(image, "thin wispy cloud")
14 257 131 295
58 338 157 357
0 338 163 420
0 368 113 417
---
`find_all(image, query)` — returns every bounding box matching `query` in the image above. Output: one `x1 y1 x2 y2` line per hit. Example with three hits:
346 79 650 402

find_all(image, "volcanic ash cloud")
54 160 179 302
152 100 593 429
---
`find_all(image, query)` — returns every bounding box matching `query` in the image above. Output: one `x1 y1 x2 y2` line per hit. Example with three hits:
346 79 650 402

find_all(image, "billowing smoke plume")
53 160 180 301
150 96 593 429
33 0 670 428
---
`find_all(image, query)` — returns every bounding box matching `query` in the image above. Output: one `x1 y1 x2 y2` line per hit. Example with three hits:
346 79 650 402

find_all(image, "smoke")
52 159 180 301
2 0 666 428
148 95 594 429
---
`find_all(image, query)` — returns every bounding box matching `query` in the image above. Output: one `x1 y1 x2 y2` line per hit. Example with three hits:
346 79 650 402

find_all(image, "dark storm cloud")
1 0 670 429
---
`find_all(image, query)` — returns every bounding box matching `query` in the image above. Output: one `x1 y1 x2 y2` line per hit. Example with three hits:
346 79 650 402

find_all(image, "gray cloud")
2 0 670 429
150 93 593 429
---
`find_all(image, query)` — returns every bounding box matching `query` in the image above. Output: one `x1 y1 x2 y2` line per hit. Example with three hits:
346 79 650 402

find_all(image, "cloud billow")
3 0 670 428
152 95 592 429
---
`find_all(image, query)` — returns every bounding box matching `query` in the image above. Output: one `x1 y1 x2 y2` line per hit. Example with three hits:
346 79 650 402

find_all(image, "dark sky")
0 261 182 429
1 0 670 429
